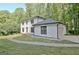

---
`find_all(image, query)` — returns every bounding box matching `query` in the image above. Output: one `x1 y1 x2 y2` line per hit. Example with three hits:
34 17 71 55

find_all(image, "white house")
20 16 66 39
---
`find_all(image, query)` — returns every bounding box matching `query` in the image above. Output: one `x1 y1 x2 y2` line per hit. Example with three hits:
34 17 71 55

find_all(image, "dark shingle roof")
20 16 65 25
30 16 46 20
33 19 63 26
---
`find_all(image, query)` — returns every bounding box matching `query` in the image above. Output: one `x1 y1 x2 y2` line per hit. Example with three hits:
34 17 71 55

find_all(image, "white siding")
27 20 32 27
47 24 57 38
34 26 41 35
20 17 44 34
34 24 57 38
20 20 66 39
58 24 66 34
34 18 44 24
27 21 32 33
20 21 32 34
20 16 66 38
20 22 27 34
58 24 66 38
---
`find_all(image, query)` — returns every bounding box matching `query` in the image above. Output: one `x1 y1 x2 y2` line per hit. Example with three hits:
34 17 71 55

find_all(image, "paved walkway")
61 36 79 43
8 39 79 47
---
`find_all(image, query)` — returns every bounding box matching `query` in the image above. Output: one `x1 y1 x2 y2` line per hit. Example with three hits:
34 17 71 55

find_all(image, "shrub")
68 30 74 35
68 30 79 35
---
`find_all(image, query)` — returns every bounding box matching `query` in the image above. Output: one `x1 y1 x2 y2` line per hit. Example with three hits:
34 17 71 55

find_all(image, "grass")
0 39 79 55
0 34 79 54
14 34 78 44
0 34 22 39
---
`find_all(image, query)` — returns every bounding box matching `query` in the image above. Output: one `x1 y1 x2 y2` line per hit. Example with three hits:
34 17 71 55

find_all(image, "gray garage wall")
34 24 57 38
58 24 66 38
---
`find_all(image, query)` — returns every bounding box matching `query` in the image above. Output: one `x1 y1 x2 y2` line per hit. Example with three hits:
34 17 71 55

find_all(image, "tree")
11 8 26 33
25 3 79 35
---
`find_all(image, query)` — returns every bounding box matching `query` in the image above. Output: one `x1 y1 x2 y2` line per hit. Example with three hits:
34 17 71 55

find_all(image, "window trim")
31 20 34 24
31 27 34 33
41 26 47 35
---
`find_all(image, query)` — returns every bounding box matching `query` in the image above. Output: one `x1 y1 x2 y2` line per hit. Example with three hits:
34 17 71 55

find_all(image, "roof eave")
32 22 65 26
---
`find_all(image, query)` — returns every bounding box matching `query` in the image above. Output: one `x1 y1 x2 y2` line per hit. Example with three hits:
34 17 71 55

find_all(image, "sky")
0 3 26 12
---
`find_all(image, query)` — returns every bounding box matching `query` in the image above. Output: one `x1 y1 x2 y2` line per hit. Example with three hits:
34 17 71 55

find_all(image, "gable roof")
20 16 46 23
20 16 65 25
29 16 46 20
33 19 64 26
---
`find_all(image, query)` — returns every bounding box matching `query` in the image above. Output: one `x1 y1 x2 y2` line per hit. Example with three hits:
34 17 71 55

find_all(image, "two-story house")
20 16 66 39
20 16 45 34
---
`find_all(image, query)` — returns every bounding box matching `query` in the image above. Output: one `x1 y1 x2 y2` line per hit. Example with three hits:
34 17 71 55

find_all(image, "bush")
68 30 74 35
0 29 20 36
68 30 79 35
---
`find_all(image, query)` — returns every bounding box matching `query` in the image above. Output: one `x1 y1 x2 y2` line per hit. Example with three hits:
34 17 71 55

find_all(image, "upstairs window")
31 20 34 24
22 22 24 25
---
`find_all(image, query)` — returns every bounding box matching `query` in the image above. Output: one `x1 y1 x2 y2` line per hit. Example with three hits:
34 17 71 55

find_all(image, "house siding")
34 18 44 24
58 24 66 38
34 24 57 38
27 21 32 33
21 17 44 34
20 22 27 34
20 16 66 39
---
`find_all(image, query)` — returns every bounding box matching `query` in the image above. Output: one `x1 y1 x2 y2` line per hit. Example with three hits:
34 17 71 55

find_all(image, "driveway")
32 35 79 43
8 39 79 47
60 36 79 43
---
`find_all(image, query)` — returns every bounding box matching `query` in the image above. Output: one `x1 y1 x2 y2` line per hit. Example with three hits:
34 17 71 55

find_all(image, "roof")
33 19 64 26
20 16 65 25
20 16 46 23
20 16 46 22
29 16 46 20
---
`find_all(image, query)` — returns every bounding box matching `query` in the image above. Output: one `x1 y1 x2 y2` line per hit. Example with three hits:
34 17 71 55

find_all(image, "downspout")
57 23 59 39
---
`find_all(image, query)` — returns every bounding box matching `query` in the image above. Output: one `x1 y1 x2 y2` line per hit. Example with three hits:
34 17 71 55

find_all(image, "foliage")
0 8 25 36
25 3 79 35
0 3 79 35
0 39 79 54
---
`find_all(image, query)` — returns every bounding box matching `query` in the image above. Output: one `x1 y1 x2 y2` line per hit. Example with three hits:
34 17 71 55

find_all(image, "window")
31 20 34 24
26 27 28 32
41 26 47 34
22 27 24 32
22 22 24 25
31 27 34 33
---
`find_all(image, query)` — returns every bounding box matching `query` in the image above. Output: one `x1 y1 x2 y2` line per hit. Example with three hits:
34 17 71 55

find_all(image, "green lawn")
0 34 79 55
0 39 79 55
14 34 78 44
0 34 22 39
